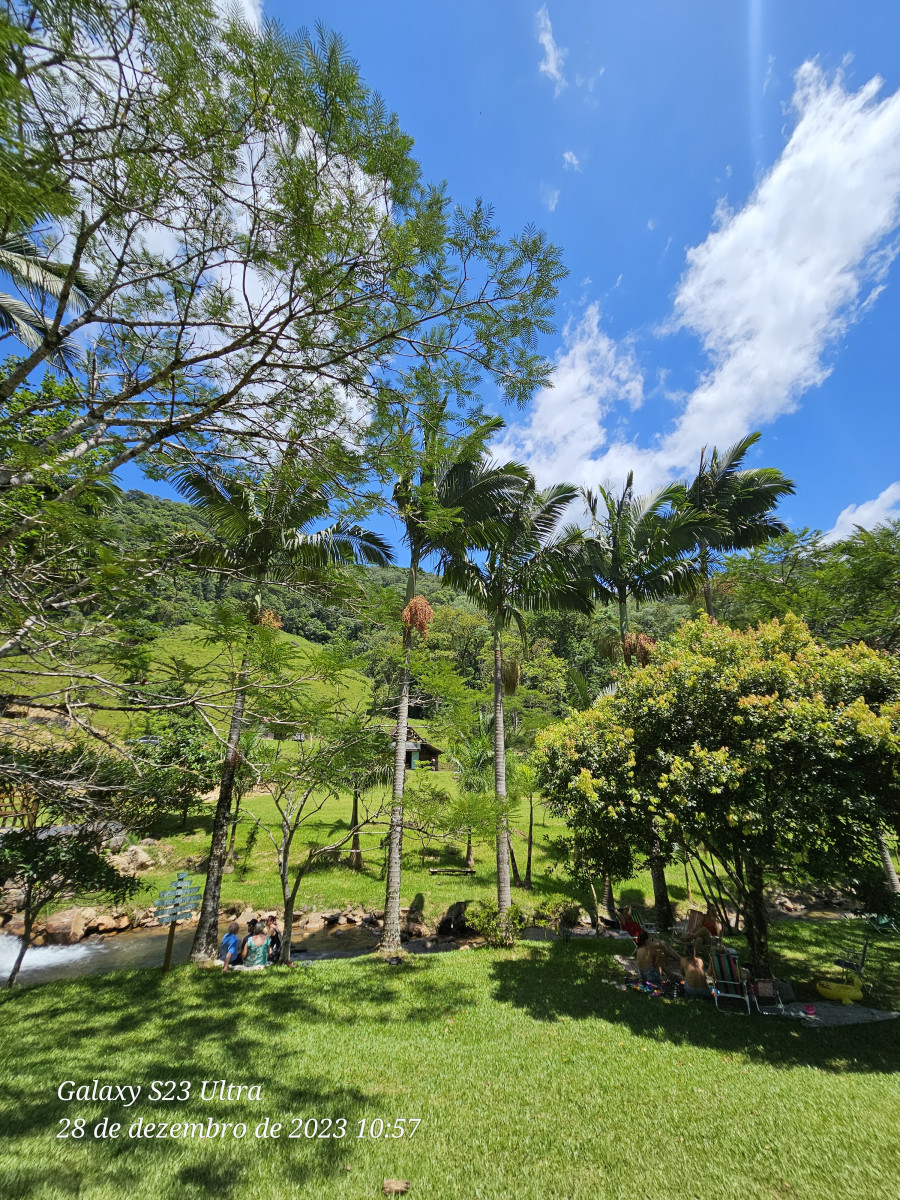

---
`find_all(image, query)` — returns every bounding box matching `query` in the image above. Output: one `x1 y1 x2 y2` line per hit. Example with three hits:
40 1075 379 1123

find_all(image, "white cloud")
563 150 581 170
647 217 657 231
824 482 900 542
658 62 900 472
541 185 560 212
493 304 644 487
535 6 567 96
500 62 900 496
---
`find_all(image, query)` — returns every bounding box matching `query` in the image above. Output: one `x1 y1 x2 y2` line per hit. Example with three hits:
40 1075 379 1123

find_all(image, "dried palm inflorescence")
401 594 434 640
623 631 656 667
501 658 521 695
257 608 283 629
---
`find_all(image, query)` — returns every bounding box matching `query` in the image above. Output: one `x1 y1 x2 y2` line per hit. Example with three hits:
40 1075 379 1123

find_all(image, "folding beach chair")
750 977 784 1016
709 946 751 1015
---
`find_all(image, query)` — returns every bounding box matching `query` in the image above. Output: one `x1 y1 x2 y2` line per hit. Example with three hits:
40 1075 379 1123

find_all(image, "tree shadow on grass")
488 940 900 1076
0 955 478 1197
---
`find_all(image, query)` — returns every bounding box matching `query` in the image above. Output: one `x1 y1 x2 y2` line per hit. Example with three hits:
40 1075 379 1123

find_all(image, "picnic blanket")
781 1001 899 1027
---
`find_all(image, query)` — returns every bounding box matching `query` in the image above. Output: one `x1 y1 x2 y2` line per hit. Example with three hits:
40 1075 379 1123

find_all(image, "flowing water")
0 922 381 988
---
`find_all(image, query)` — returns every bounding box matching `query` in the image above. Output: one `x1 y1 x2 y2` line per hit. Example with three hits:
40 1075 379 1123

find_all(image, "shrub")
468 900 528 948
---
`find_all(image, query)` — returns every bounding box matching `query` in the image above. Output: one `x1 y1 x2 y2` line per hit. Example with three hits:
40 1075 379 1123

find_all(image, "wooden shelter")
390 723 443 771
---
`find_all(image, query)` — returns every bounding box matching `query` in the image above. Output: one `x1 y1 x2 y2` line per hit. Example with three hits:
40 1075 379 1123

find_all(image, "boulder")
107 854 135 876
139 837 159 846
303 913 326 933
127 847 154 870
323 910 342 925
44 907 87 945
115 914 131 931
1 887 25 913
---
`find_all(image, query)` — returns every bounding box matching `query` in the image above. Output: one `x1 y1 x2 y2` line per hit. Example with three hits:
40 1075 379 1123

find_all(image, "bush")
468 900 528 948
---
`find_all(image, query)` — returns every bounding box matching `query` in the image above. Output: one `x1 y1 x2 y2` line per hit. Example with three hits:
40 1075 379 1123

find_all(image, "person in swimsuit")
680 942 711 997
265 914 281 962
635 929 682 983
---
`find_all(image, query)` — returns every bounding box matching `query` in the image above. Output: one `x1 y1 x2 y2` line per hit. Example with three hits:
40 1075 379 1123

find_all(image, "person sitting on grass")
242 924 271 969
680 942 711 998
219 921 241 973
265 914 281 963
635 930 683 984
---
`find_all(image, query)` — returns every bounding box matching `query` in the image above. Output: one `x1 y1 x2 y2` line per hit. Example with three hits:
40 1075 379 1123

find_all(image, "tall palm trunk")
617 587 629 658
349 789 362 870
382 561 417 952
191 655 248 961
493 628 511 913
699 539 715 618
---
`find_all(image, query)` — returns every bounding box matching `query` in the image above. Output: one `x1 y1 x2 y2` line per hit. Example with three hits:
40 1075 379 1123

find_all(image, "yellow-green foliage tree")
536 615 900 972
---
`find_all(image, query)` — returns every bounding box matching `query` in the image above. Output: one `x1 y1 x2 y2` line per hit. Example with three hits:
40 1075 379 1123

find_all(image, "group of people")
219 915 282 972
621 904 724 999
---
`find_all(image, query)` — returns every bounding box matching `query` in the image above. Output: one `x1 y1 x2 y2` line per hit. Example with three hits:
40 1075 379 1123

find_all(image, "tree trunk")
648 822 674 930
699 540 715 619
225 791 242 866
464 829 475 870
743 856 771 975
618 590 630 663
5 891 33 988
602 875 617 921
587 878 600 931
524 795 534 889
493 629 511 913
382 563 418 953
190 656 248 962
876 827 900 895
349 789 362 870
508 833 522 888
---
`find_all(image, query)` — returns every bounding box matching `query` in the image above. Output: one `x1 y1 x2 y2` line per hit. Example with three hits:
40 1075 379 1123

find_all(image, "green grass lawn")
1 938 898 1200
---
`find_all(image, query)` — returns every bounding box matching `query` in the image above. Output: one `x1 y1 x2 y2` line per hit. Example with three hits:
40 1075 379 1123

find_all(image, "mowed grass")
1 939 899 1200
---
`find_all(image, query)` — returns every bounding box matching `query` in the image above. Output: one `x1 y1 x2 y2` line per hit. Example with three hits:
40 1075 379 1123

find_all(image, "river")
0 922 381 988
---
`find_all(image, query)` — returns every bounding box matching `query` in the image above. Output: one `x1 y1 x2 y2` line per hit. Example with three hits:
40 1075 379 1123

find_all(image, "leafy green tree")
446 478 593 913
172 461 392 961
674 432 795 617
0 1 564 558
536 616 900 972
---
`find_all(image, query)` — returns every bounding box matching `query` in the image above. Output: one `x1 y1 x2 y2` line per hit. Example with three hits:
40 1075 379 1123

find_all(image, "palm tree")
583 473 707 658
674 432 796 618
381 417 528 952
173 461 393 961
0 234 93 368
446 478 593 913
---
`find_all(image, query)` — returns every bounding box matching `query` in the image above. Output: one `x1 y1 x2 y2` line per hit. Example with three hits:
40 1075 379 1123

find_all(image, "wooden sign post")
153 872 202 972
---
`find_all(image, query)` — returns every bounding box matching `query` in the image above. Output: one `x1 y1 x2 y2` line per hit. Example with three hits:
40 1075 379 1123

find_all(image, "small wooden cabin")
391 722 443 771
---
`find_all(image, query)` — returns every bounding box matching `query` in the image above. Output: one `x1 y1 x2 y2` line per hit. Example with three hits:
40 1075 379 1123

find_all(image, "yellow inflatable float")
816 976 863 1005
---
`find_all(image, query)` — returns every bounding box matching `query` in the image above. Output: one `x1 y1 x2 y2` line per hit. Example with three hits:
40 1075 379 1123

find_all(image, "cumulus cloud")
824 482 900 542
499 62 900 494
647 217 656 231
563 150 581 170
535 6 567 96
493 304 644 487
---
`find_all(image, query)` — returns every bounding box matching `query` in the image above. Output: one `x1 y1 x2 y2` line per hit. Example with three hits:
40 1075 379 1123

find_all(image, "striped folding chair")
709 946 751 1015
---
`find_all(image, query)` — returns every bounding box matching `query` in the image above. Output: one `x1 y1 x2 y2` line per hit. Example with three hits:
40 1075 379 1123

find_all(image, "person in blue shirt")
219 921 241 972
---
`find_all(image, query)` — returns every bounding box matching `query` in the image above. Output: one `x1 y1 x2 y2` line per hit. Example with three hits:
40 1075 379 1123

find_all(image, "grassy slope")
1 940 898 1200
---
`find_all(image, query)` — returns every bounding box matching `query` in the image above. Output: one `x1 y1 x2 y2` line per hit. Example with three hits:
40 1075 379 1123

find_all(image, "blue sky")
129 1 900 540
